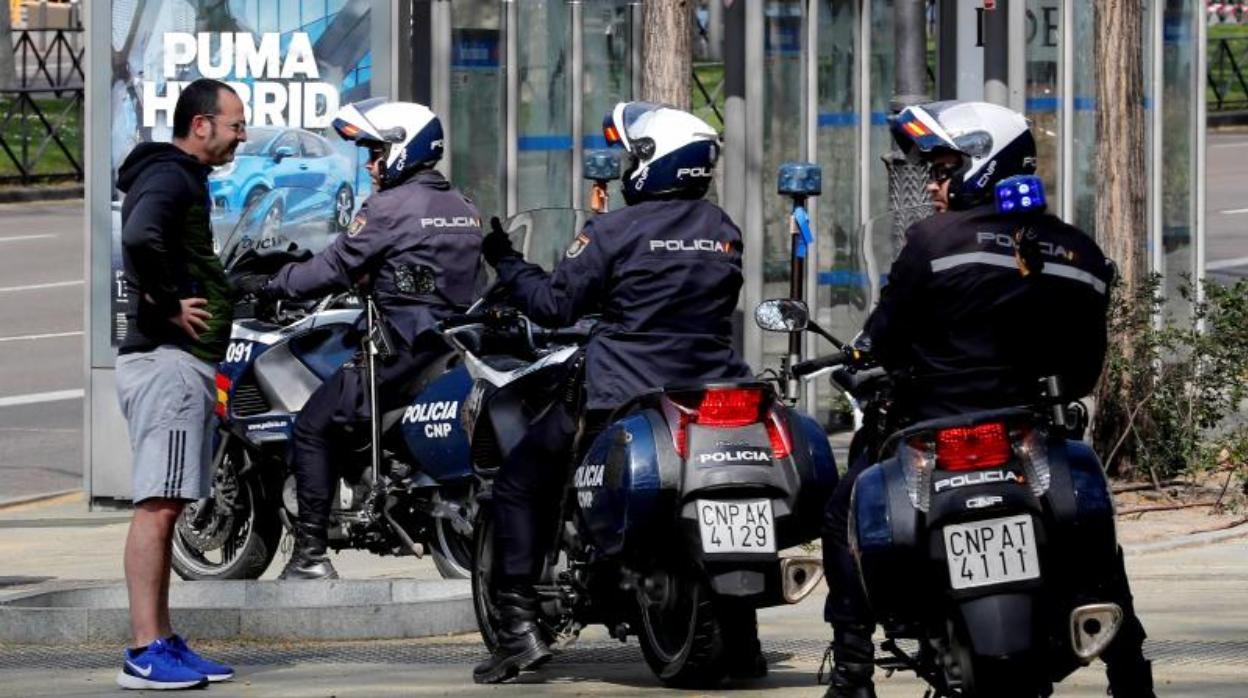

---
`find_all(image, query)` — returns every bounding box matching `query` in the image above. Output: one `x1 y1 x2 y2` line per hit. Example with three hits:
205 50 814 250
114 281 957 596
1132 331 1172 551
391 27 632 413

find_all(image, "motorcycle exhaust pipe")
1070 603 1123 663
780 557 824 604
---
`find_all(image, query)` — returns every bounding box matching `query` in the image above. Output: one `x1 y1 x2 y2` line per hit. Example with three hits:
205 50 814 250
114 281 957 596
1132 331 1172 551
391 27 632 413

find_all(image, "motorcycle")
453 208 836 688
170 187 477 581
768 193 1127 698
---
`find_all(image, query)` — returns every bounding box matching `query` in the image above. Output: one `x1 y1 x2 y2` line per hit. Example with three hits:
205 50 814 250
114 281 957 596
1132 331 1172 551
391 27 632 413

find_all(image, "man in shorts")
113 78 244 690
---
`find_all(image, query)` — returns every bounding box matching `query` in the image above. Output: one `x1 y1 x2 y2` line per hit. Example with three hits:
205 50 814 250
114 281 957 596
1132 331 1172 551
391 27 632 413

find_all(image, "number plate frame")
695 499 776 554
943 514 1041 590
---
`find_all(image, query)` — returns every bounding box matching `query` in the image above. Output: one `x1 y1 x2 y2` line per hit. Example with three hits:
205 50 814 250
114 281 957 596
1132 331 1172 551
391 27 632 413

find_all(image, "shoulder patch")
347 213 367 237
566 232 591 258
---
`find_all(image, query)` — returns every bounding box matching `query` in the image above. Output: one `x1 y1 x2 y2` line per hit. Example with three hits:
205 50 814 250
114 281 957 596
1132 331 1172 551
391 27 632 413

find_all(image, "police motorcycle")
765 178 1127 698
170 187 476 581
447 203 837 688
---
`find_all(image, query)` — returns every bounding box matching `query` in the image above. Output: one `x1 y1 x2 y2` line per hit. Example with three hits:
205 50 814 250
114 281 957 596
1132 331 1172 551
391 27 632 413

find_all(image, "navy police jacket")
267 169 484 348
494 198 752 410
863 203 1115 421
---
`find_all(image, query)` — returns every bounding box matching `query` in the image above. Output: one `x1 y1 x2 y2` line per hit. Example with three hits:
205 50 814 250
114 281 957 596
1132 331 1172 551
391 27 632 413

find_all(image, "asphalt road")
1206 133 1248 281
0 201 84 501
0 135 1245 502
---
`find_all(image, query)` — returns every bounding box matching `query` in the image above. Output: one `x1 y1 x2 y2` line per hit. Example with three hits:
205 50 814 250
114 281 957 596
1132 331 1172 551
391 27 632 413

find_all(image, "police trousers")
291 336 447 531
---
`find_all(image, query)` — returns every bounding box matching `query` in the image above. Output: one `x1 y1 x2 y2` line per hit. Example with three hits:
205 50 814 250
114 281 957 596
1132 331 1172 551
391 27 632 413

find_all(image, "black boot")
278 523 339 580
822 626 877 698
1106 659 1155 698
724 609 767 680
473 584 553 684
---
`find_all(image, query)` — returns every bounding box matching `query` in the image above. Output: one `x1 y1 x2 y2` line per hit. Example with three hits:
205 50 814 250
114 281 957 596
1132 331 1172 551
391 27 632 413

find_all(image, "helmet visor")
607 101 665 149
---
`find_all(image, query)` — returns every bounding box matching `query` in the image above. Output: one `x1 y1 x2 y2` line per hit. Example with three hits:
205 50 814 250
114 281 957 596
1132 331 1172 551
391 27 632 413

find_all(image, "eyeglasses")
928 162 959 184
200 115 246 135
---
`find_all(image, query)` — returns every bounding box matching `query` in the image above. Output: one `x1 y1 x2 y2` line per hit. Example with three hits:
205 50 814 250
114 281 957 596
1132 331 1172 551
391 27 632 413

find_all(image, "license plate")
943 514 1041 590
696 499 776 554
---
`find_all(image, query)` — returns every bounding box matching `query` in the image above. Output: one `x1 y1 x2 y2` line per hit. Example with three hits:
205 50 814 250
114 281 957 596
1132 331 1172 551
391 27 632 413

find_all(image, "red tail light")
936 422 1011 471
697 388 763 427
671 388 790 459
214 373 231 419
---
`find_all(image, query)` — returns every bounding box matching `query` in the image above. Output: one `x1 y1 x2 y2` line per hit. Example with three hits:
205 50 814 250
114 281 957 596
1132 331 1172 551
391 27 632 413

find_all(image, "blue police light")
995 175 1046 214
583 149 622 181
778 162 822 197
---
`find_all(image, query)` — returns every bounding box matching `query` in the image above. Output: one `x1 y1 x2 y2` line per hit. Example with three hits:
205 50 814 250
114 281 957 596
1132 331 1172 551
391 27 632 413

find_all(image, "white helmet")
891 101 1037 210
602 101 720 205
331 98 444 189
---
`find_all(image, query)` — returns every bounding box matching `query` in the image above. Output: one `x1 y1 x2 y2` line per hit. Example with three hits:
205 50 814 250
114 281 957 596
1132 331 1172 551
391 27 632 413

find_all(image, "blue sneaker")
116 638 208 690
167 634 234 682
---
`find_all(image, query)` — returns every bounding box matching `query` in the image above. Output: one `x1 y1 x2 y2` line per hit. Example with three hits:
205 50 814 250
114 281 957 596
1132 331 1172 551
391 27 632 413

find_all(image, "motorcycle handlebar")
792 351 850 378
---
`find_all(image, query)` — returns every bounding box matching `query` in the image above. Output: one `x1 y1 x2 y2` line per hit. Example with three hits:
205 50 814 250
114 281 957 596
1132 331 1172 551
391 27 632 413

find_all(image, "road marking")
0 389 84 408
0 279 82 293
0 331 82 343
0 234 55 243
1207 256 1248 271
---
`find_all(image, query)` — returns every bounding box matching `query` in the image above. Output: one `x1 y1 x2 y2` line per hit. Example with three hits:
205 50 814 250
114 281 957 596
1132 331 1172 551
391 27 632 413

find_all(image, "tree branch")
1116 501 1216 516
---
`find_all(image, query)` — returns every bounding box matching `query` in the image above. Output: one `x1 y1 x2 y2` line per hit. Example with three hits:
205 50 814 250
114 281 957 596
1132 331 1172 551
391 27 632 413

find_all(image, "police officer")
472 102 757 684
820 101 1154 698
237 99 484 580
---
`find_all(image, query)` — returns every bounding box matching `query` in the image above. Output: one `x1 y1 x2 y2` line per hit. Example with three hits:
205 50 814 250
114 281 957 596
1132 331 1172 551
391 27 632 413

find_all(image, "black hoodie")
116 142 232 362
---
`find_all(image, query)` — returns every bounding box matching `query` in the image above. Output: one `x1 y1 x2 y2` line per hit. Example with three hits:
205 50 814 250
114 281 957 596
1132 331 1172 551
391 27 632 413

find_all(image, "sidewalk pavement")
2 492 1247 696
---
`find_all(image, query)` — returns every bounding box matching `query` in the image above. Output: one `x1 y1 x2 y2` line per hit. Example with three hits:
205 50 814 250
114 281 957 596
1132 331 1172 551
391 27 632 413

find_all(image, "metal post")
1196 0 1208 301
630 2 643 100
1149 0 1163 280
504 0 519 216
430 1 453 179
885 0 931 252
983 0 1008 106
803 0 819 411
937 0 959 100
571 0 584 208
1059 0 1074 222
1007 0 1026 112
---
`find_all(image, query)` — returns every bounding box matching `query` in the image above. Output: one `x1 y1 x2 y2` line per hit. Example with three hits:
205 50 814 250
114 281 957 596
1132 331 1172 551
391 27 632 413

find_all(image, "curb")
1123 525 1248 556
0 578 475 644
0 488 81 511
0 184 83 203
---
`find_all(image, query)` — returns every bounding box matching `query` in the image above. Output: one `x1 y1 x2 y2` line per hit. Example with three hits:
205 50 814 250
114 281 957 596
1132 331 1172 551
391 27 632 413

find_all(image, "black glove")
482 216 520 267
231 273 272 299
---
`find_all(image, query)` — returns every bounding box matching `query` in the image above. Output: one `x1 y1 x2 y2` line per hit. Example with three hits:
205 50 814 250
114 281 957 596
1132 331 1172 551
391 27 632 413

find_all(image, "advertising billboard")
107 0 379 345
88 0 393 502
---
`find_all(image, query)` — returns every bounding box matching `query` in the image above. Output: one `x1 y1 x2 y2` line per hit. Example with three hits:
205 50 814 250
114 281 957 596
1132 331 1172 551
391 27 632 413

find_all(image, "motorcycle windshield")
217 186 339 272
498 207 594 274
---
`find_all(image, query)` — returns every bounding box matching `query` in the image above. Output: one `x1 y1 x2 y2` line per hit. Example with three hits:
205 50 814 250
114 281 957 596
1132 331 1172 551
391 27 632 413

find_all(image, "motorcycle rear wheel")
634 571 741 688
171 449 282 580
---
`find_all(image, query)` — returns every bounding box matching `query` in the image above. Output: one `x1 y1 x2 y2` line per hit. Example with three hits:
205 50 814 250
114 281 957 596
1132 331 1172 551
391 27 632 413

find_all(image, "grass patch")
0 94 83 182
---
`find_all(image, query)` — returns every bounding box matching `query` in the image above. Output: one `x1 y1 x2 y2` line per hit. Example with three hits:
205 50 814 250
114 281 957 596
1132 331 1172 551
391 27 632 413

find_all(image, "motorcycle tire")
430 514 474 580
634 571 733 688
171 448 282 580
471 505 503 651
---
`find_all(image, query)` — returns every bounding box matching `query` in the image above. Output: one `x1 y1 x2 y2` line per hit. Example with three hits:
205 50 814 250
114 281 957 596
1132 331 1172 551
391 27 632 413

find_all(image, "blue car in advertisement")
209 126 360 233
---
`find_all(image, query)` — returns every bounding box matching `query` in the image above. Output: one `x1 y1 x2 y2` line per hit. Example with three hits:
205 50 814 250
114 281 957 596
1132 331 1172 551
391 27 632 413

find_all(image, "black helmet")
891 101 1037 210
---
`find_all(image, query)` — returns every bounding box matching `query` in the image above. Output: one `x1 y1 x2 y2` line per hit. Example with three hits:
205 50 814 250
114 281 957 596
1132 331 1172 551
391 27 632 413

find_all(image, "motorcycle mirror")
755 298 809 333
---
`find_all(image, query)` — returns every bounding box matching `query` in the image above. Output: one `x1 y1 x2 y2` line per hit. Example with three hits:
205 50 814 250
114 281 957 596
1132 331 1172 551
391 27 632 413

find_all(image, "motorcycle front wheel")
171 446 282 580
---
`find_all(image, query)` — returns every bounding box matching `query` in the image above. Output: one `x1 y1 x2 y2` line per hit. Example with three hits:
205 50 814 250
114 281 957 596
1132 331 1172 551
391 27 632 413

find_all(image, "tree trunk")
0 1 17 90
1091 0 1148 477
641 0 692 109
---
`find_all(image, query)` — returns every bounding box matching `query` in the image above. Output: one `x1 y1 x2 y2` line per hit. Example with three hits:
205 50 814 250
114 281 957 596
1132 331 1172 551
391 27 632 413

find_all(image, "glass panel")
866 0 896 303
814 0 863 428
450 1 504 219
1161 0 1197 322
761 0 806 371
1070 1 1096 235
1026 0 1061 212
816 0 864 341
582 0 635 210
516 1 572 211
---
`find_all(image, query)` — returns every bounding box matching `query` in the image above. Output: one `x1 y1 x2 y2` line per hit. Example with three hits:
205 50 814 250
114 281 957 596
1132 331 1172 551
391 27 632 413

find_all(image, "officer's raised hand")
483 216 520 267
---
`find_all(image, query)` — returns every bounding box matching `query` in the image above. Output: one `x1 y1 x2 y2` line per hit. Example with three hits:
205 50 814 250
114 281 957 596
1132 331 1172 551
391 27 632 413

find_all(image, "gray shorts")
115 346 217 502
